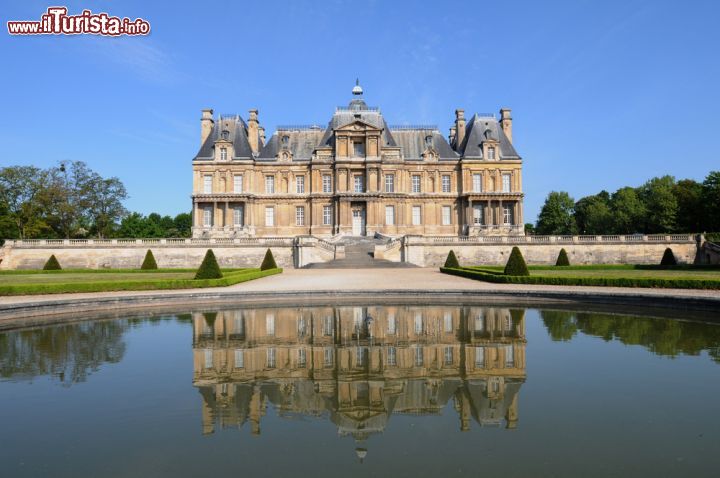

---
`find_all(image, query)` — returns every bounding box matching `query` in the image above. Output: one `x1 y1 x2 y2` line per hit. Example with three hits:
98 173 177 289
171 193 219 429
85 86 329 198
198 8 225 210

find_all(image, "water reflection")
192 306 527 442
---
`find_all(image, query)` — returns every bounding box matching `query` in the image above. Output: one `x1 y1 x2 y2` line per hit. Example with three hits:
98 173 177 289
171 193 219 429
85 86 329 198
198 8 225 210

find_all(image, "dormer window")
281 135 290 148
220 147 227 161
221 129 229 140
425 135 433 147
353 141 365 157
488 146 496 160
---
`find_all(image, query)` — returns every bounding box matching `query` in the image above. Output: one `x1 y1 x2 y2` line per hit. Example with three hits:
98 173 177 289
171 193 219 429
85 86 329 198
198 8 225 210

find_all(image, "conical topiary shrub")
555 248 570 266
504 247 529 276
195 249 222 279
140 249 158 270
43 254 62 270
260 248 278 270
444 250 460 268
660 247 677 266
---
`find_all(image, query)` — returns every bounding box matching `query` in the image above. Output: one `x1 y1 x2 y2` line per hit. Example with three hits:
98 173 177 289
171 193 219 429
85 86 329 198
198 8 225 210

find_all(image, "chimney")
500 108 512 143
455 109 466 147
449 126 456 146
247 109 259 153
201 109 214 145
258 125 266 147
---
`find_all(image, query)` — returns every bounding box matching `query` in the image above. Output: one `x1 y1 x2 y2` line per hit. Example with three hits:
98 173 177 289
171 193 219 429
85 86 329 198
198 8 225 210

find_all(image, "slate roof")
390 128 460 160
193 116 254 160
258 128 325 161
457 114 519 159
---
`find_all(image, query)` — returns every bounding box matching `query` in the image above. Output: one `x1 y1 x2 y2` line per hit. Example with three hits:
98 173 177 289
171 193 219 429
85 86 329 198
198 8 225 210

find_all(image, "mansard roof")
193 115 254 161
390 127 459 160
457 114 519 159
258 128 325 161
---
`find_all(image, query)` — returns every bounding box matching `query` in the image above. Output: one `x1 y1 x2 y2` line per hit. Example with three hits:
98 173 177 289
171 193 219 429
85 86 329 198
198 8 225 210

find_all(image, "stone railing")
405 234 697 245
3 237 296 248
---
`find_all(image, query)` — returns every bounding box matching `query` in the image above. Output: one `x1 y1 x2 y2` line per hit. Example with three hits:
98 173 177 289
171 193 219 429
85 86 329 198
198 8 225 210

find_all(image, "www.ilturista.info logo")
7 7 150 36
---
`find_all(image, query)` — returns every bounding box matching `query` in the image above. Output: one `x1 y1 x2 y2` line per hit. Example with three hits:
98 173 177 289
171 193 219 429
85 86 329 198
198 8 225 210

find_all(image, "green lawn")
0 268 282 295
465 266 720 281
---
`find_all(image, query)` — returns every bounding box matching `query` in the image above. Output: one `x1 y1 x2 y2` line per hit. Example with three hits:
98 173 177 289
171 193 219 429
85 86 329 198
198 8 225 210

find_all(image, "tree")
444 250 460 268
639 176 678 233
84 175 128 238
141 250 158 270
556 248 570 266
43 161 94 239
504 247 529 276
536 191 577 235
260 249 278 270
524 223 536 235
673 179 703 233
173 213 192 237
610 187 646 234
574 191 612 234
0 166 50 239
701 171 720 232
195 249 222 279
43 254 62 270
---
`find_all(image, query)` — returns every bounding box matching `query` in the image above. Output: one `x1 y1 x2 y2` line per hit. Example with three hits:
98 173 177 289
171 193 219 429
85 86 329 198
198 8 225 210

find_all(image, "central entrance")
351 203 366 236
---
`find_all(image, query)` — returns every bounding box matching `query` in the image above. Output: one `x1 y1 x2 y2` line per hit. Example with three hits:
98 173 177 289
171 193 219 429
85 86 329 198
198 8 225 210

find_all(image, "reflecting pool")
1 305 719 477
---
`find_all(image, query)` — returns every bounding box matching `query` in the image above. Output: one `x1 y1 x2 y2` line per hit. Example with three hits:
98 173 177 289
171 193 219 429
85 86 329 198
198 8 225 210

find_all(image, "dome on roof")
352 78 363 96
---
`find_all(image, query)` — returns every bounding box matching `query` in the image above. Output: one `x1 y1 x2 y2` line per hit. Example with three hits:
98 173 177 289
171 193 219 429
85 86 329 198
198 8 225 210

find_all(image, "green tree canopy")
536 191 577 235
701 171 720 232
639 176 678 233
574 191 612 234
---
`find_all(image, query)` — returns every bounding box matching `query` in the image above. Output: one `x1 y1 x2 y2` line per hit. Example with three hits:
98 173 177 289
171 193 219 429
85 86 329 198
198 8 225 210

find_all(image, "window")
265 175 275 193
267 348 276 368
233 205 244 226
473 205 484 225
473 173 482 192
281 135 289 146
444 346 454 365
353 141 365 157
298 317 306 338
322 174 332 193
234 349 244 369
204 349 213 369
505 344 515 367
266 313 275 335
387 346 397 366
296 176 305 194
385 174 395 192
503 204 514 225
387 314 396 334
475 315 484 331
502 174 511 193
444 312 453 333
411 175 421 193
414 313 423 334
323 205 332 225
203 175 213 194
354 175 364 193
385 205 395 225
442 175 451 193
488 146 496 160
265 207 274 226
233 314 245 335
415 347 424 366
233 175 243 193
296 206 305 226
356 347 367 367
220 147 227 161
324 347 333 367
412 206 422 226
203 206 213 227
298 348 307 368
442 206 451 226
323 316 333 336
475 347 485 367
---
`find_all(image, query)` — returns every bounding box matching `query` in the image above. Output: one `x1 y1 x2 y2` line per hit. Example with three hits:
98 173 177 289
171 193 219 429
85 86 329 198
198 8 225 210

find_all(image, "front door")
352 207 366 236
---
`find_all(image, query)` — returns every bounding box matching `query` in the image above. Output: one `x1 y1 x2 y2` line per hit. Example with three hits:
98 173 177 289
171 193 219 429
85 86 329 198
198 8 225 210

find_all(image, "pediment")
334 120 382 132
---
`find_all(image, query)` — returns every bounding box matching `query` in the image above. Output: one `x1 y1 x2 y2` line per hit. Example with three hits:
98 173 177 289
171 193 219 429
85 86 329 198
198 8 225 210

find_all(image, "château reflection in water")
192 306 527 442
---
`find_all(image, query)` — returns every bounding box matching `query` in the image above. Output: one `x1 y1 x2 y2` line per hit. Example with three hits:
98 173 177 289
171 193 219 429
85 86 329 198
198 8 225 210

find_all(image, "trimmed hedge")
660 248 677 266
141 250 158 270
0 268 241 275
195 249 223 279
444 250 460 268
504 247 529 276
260 249 278 271
556 248 570 266
0 268 283 296
43 255 62 270
440 266 720 290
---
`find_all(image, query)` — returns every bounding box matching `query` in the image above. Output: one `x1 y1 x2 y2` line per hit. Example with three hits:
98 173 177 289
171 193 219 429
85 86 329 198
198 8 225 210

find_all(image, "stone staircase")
304 236 415 269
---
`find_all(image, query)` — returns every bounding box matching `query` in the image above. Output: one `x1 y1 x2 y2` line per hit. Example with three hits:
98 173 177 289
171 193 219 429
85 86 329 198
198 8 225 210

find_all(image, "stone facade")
191 82 523 239
193 305 526 436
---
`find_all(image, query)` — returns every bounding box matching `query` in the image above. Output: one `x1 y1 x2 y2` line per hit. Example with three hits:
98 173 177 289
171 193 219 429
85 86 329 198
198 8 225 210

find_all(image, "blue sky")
2 0 719 222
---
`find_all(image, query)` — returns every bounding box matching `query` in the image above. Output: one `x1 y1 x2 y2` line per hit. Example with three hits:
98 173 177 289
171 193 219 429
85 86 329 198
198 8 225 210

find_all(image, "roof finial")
352 78 363 96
